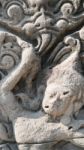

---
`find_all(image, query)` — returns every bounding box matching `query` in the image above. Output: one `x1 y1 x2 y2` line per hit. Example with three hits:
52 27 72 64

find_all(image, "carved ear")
59 37 84 72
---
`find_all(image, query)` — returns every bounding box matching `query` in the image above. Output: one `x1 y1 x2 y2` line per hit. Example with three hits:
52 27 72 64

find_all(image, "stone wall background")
0 0 83 149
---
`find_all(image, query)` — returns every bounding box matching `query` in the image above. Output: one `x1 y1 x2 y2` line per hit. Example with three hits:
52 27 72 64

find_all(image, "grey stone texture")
0 0 83 149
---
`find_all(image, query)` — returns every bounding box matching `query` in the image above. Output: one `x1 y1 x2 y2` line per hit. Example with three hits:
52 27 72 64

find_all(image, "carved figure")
0 43 40 116
0 0 83 150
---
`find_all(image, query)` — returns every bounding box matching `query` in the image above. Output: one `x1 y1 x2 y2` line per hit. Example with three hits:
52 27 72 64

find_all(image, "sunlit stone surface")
0 0 84 149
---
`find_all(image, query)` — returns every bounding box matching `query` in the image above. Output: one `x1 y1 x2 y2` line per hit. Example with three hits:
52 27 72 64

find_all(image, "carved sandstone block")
0 0 83 150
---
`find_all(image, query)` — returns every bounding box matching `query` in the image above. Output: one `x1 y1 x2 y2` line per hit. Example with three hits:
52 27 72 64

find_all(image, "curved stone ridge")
0 0 83 150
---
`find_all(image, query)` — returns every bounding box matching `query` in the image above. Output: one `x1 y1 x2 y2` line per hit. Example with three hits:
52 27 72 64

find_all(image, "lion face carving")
42 50 84 119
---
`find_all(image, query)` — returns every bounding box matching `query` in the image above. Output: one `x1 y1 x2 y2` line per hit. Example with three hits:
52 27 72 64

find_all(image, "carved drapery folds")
0 0 84 150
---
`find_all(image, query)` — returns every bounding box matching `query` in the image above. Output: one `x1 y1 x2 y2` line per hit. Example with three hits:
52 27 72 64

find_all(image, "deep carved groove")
0 0 84 150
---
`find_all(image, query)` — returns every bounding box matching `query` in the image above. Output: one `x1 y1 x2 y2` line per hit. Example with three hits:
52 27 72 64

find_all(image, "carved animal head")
0 0 83 57
42 50 84 118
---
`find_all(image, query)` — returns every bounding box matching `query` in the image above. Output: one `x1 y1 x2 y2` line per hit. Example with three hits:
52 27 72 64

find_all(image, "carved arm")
0 45 39 92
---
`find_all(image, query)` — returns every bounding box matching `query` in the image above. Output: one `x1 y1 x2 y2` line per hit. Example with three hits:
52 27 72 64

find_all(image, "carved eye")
7 4 24 23
63 91 69 95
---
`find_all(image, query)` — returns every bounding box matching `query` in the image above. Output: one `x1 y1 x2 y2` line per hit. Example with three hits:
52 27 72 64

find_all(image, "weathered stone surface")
0 0 83 149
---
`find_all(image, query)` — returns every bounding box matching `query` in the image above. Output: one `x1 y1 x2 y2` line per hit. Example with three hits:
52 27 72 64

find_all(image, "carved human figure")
0 41 42 147
0 41 70 146
0 36 82 141
0 43 40 118
0 33 84 150
0 34 23 143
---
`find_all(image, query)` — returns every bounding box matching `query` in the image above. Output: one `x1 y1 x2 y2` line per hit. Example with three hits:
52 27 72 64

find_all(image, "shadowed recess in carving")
0 1 83 150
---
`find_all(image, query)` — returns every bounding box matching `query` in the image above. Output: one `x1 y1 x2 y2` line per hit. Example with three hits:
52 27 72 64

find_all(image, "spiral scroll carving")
0 0 83 150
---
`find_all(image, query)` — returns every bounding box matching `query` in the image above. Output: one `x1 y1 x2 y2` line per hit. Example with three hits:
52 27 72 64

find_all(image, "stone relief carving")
0 0 83 149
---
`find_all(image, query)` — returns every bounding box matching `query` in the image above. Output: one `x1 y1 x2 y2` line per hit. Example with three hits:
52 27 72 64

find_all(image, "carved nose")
35 17 54 29
35 3 54 29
